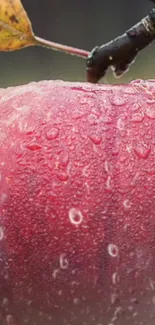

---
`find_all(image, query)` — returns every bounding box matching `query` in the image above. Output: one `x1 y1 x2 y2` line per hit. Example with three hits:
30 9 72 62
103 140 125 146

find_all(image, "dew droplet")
108 244 119 257
104 160 109 173
27 300 32 306
52 268 59 279
6 315 13 325
69 208 83 225
106 176 111 190
60 145 69 167
130 79 143 84
134 142 151 159
117 116 125 131
146 98 155 104
123 199 131 209
59 253 69 269
2 297 9 306
87 114 98 125
131 102 141 112
56 170 68 181
82 165 90 177
111 293 119 305
112 272 118 285
26 143 42 151
73 298 80 305
149 277 155 291
89 133 102 145
0 227 4 240
152 296 155 305
45 126 59 140
131 113 144 123
111 95 126 106
145 107 155 120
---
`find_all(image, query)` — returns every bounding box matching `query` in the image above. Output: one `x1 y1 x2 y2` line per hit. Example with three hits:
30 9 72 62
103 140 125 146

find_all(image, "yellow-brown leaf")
0 0 36 51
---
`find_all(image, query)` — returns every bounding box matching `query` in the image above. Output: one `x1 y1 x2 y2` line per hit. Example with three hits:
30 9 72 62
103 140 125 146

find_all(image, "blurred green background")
1 0 155 87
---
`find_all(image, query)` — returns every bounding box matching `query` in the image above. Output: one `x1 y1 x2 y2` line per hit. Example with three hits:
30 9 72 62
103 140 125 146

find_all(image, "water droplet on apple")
134 142 151 159
0 227 4 240
117 116 125 131
123 199 131 209
59 253 69 269
89 133 102 145
60 145 69 167
106 176 111 190
26 143 42 151
6 314 13 325
110 95 126 106
2 297 8 306
112 272 118 284
56 170 68 181
145 107 155 120
131 102 141 112
45 126 59 140
73 298 80 305
131 113 144 122
108 244 119 257
111 293 119 305
69 208 83 225
52 268 59 279
104 160 109 173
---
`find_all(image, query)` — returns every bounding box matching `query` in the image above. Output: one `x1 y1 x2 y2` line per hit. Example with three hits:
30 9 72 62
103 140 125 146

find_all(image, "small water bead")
60 145 69 167
87 114 98 125
45 126 59 140
89 133 102 145
131 113 144 123
6 315 13 325
52 268 59 279
117 116 125 131
59 253 69 269
2 297 9 306
27 300 32 306
82 165 90 177
110 94 127 106
130 79 144 84
146 97 155 104
73 298 80 305
56 170 69 182
106 176 111 190
152 296 155 305
0 227 4 240
130 102 141 112
134 142 151 159
111 293 119 305
69 208 83 225
124 87 138 95
104 160 109 173
108 244 119 257
112 272 118 285
149 277 155 291
145 106 155 119
123 199 131 209
26 143 42 151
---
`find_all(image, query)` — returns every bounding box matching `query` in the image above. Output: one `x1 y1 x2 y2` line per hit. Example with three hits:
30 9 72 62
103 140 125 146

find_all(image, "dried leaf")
0 0 35 50
0 0 88 58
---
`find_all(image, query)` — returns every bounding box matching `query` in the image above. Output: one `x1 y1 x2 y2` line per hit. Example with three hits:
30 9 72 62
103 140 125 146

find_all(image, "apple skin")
0 79 155 325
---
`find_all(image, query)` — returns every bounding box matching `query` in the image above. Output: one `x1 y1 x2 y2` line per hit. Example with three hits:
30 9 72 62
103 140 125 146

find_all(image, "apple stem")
34 36 89 58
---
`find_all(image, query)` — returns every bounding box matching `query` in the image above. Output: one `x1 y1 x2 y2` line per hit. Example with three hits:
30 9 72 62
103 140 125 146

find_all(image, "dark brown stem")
86 8 155 83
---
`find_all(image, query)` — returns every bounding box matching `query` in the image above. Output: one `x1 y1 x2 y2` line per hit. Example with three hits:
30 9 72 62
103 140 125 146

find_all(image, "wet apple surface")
0 80 155 325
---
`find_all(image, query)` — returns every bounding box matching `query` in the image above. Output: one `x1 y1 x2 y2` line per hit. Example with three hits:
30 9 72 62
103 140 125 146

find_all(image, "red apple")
0 79 155 325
